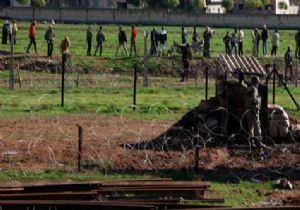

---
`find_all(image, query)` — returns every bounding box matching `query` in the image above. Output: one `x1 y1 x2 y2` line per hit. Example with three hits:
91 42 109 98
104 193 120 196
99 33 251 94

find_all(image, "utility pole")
143 30 149 87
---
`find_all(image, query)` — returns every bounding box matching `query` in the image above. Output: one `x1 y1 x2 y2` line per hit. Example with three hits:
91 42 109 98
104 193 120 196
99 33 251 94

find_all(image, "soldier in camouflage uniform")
245 76 266 148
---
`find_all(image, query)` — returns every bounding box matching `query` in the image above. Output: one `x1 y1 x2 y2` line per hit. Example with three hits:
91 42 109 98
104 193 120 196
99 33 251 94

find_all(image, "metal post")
78 126 83 173
9 33 14 90
133 63 137 111
205 67 208 101
195 146 200 174
272 65 276 105
61 54 66 107
143 30 148 87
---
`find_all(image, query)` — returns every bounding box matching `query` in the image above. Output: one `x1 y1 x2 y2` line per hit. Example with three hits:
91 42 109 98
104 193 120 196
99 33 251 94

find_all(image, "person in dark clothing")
203 26 213 58
284 45 293 82
261 24 268 57
116 26 128 57
231 29 237 55
295 30 300 58
26 21 38 54
44 25 55 58
181 26 187 44
238 28 244 56
2 20 9 44
150 27 158 56
86 25 92 56
180 43 193 82
159 26 167 56
95 26 105 56
223 31 231 55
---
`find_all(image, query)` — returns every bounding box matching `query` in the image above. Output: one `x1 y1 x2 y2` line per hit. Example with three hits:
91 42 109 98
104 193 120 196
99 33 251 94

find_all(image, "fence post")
205 67 208 101
78 125 83 173
61 53 66 107
9 33 14 90
143 30 149 87
272 65 276 105
133 63 137 111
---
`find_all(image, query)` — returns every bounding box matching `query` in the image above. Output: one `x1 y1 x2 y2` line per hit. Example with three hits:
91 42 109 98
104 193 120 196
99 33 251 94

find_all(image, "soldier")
44 25 55 58
245 76 266 148
95 26 105 56
86 25 92 56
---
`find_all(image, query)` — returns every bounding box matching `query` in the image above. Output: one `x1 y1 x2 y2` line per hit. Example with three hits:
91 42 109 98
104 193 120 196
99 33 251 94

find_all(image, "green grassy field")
0 21 299 207
2 21 300 59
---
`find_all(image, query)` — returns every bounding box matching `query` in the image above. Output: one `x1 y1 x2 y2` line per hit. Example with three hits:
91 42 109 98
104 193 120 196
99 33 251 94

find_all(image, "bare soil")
0 115 299 175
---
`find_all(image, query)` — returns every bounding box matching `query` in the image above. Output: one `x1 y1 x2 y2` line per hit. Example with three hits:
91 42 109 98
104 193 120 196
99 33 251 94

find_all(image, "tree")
278 1 288 9
16 0 46 7
222 0 234 10
146 0 180 8
261 0 270 6
244 0 263 9
192 0 206 10
145 0 160 8
167 0 180 8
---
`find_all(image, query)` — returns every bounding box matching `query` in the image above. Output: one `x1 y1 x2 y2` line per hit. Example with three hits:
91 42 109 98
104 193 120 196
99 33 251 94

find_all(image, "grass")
2 20 300 72
0 76 298 119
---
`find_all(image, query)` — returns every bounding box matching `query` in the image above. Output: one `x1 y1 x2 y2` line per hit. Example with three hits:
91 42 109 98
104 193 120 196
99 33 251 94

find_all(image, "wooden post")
61 54 66 107
272 65 276 105
78 125 83 172
143 30 148 87
296 65 298 87
9 33 14 90
205 67 208 101
195 146 200 174
133 63 137 111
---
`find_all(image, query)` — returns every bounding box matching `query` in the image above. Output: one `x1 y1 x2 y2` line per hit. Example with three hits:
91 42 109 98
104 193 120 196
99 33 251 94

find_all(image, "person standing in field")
2 20 9 45
181 26 187 44
94 26 105 56
130 25 137 57
44 25 55 58
295 30 300 58
60 36 70 61
261 24 268 57
11 20 18 45
231 29 237 55
223 31 231 55
284 45 293 82
203 26 213 58
252 28 260 57
238 28 244 56
180 43 193 82
116 26 128 57
159 26 167 56
86 25 92 56
191 26 199 50
26 21 38 54
150 27 158 56
271 29 279 57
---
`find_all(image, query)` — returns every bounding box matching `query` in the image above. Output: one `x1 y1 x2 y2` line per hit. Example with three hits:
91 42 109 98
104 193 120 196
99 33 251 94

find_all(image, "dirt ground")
0 115 299 176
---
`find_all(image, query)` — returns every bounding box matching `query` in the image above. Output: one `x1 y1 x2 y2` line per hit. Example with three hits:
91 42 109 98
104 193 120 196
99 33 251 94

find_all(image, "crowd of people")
0 20 298 81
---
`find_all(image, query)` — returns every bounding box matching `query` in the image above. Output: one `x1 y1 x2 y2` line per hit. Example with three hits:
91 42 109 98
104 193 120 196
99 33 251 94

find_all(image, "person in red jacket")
26 21 38 54
130 25 137 57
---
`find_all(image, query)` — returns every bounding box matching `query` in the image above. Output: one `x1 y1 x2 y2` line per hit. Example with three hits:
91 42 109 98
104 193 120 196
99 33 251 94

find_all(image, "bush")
278 1 288 10
244 0 263 9
222 0 234 10
192 0 206 10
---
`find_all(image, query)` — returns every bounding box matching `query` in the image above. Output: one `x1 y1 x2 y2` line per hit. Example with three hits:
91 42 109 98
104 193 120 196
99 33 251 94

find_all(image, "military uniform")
245 77 262 141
